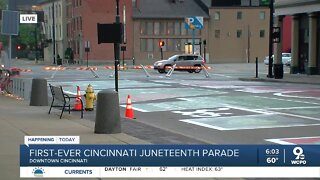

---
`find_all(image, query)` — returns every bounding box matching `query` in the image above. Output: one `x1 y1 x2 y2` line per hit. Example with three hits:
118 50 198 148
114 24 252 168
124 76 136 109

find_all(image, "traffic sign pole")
192 29 195 54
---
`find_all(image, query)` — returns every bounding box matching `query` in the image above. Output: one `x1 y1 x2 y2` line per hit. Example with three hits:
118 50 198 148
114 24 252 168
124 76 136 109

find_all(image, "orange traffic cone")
125 95 135 119
73 86 82 111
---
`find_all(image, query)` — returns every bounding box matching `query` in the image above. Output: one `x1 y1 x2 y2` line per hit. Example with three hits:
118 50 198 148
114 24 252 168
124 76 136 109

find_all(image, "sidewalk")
0 93 242 180
0 93 149 180
240 73 320 85
209 63 320 85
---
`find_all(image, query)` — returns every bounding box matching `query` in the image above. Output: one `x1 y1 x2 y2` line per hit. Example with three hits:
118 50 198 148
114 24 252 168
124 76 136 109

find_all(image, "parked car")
154 54 205 73
264 53 291 66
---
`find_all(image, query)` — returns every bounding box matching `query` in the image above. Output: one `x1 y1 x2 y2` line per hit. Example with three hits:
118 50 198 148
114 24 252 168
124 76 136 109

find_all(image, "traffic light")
159 41 165 47
16 44 26 51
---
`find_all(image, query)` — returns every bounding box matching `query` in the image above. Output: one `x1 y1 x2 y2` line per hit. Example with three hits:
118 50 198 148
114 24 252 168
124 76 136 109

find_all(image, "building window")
181 22 186 35
77 17 80 30
67 24 69 37
80 17 82 30
79 0 82 6
55 4 58 17
237 12 242 20
241 0 250 6
58 5 61 17
260 30 265 38
147 22 153 35
214 12 220 20
237 30 242 38
49 7 51 19
167 39 174 51
160 22 166 35
56 25 58 37
147 39 153 52
215 30 220 38
154 22 160 35
59 24 62 38
132 0 136 8
259 11 265 20
140 22 146 35
48 25 51 39
173 39 181 51
72 18 75 32
167 22 174 35
174 22 180 36
77 41 80 54
140 39 147 52
251 0 259 6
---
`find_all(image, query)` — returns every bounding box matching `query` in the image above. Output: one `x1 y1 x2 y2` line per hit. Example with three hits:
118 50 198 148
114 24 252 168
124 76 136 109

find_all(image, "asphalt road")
19 64 320 145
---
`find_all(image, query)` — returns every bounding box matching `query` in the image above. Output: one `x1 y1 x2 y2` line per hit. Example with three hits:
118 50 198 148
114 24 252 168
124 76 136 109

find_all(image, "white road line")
254 96 320 105
180 119 228 131
266 139 296 145
256 110 320 121
211 74 233 78
180 118 320 131
225 105 274 115
257 106 320 110
274 92 320 101
266 136 320 145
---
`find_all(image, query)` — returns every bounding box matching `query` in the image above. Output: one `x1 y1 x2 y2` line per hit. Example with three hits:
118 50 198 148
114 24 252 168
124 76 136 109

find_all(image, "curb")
239 77 320 85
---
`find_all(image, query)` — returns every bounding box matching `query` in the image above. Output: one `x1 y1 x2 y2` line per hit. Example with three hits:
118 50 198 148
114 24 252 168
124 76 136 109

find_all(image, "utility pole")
52 0 56 64
267 0 274 78
7 0 17 68
114 0 120 92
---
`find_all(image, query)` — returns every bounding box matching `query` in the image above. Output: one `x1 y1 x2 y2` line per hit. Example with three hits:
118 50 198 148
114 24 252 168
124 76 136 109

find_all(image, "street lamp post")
52 0 56 64
114 0 120 92
267 0 274 78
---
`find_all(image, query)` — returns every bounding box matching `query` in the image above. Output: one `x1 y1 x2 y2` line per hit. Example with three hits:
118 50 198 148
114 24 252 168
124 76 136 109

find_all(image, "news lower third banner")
20 144 320 178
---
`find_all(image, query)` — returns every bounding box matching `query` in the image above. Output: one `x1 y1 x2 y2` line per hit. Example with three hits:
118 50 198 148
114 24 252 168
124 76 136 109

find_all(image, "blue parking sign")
185 16 203 30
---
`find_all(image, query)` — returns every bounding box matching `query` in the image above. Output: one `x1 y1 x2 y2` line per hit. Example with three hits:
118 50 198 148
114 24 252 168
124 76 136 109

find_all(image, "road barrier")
30 78 48 106
0 70 10 91
201 65 211 78
9 67 32 73
104 65 127 70
140 65 151 78
1 68 32 99
95 90 121 134
6 77 32 100
165 64 177 77
44 66 98 71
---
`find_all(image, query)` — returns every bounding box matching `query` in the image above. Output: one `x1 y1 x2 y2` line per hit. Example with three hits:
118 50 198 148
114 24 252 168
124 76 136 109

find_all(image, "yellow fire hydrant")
85 84 96 111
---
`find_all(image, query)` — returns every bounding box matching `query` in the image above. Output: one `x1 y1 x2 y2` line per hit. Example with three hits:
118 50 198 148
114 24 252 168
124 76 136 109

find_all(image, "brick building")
67 0 133 64
40 0 133 64
39 0 271 65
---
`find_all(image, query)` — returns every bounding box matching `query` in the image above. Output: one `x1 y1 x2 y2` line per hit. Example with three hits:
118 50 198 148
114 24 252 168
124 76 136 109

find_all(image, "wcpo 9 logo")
291 147 306 165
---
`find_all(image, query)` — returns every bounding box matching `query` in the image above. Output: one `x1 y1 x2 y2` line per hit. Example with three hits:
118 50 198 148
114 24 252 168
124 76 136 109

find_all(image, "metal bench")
48 84 83 119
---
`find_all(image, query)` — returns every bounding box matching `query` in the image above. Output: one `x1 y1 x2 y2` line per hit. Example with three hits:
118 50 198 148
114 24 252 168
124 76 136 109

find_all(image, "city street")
17 62 320 145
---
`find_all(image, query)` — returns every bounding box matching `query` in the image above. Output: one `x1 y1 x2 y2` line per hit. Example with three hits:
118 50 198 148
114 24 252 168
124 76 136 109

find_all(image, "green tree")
0 0 5 10
0 0 8 47
18 24 38 50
